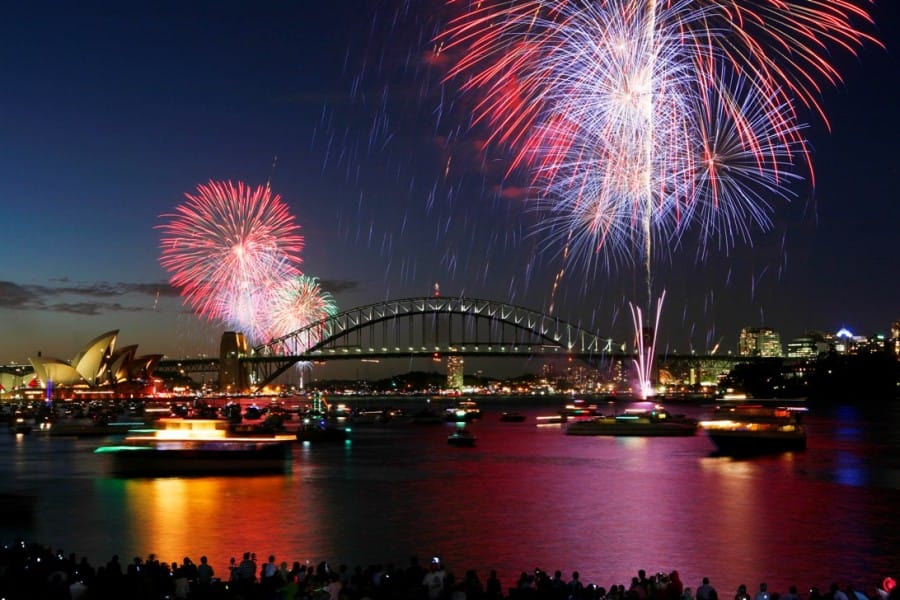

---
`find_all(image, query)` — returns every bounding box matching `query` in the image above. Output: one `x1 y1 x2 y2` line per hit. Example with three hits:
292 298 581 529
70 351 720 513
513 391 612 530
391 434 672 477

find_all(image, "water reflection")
0 400 897 597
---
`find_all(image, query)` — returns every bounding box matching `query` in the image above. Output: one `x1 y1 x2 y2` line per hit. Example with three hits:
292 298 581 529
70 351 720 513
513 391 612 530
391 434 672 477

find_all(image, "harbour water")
1 397 898 596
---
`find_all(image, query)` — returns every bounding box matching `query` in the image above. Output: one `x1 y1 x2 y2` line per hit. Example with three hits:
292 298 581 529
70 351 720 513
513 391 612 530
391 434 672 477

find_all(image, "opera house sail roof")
27 330 160 390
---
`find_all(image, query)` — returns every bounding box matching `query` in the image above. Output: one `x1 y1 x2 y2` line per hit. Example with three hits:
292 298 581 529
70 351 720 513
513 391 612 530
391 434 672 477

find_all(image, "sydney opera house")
1 330 162 399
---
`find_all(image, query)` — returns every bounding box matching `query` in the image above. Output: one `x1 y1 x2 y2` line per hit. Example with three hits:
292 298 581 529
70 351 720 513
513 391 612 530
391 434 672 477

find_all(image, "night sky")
1 1 898 373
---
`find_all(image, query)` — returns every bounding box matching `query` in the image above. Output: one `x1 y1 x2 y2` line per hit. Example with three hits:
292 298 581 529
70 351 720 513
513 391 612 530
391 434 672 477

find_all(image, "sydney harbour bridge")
156 296 741 391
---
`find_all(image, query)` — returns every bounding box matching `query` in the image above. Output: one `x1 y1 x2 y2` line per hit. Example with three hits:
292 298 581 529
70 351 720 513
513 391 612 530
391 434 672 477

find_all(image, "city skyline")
1 2 898 365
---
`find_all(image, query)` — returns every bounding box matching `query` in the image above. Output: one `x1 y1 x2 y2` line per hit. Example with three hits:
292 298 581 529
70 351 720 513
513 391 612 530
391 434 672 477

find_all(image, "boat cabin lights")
147 419 229 440
698 419 740 429
94 445 151 453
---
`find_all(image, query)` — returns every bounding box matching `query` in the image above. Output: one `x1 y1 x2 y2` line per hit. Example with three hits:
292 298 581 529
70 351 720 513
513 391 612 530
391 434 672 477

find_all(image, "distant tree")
720 359 791 398
810 351 899 402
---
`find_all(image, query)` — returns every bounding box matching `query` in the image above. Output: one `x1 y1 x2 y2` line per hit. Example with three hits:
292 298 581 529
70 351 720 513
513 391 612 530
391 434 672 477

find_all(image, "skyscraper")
738 327 783 357
446 356 464 391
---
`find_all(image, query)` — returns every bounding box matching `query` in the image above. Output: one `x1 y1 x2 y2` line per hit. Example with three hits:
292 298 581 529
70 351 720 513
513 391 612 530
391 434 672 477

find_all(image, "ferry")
565 404 697 437
535 398 603 426
444 399 482 422
699 404 807 455
95 418 295 477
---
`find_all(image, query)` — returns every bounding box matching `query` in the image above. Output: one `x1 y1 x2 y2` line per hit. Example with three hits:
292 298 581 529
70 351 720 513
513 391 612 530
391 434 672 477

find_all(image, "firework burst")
268 275 339 347
440 0 878 396
158 180 304 342
440 0 879 286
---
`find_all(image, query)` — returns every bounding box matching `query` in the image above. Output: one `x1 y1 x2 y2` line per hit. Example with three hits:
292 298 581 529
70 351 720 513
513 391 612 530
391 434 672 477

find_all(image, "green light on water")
94 446 153 453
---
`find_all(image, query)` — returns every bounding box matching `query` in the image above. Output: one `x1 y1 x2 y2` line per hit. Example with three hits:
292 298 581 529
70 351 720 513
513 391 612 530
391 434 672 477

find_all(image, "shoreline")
1 537 895 600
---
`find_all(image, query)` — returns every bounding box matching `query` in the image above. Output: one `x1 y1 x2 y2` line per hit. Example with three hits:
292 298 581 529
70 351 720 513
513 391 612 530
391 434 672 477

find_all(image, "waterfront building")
24 330 161 398
849 333 889 356
541 362 556 380
739 327 783 357
786 333 828 359
832 328 855 353
829 328 880 355
0 363 32 398
891 321 900 357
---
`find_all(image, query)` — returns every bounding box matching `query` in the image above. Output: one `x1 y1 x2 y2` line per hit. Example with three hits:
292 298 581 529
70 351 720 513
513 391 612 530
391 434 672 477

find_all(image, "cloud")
43 280 179 298
0 279 177 314
318 279 359 294
0 281 38 309
127 282 181 297
45 302 135 316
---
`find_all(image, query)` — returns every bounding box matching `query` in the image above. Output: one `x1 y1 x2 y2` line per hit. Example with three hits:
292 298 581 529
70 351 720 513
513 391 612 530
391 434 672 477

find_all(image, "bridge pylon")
219 332 251 394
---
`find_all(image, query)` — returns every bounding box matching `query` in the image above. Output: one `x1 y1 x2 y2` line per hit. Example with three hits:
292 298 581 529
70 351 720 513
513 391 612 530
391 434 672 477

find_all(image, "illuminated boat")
7 415 33 435
536 398 602 426
565 404 697 437
95 418 295 477
295 412 350 442
41 417 145 437
447 428 477 447
444 399 483 422
699 404 807 455
348 409 389 425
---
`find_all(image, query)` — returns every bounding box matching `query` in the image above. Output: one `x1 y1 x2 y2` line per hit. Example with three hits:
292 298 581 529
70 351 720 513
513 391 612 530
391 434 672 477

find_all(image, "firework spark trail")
158 181 304 342
309 1 533 310
630 290 666 399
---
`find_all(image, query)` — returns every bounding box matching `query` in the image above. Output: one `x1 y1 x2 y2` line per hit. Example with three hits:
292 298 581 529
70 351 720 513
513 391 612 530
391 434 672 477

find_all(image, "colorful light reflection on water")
1 399 898 596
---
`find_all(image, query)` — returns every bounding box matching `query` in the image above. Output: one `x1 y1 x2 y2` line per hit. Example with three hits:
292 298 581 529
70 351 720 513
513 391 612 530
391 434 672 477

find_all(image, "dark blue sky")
1 1 898 371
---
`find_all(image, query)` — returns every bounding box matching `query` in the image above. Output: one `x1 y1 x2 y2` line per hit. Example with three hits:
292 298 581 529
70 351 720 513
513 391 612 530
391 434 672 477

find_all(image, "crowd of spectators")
1 538 896 600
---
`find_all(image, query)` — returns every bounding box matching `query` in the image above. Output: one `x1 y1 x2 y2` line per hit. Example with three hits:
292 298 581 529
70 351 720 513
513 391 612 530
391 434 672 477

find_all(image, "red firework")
158 180 304 339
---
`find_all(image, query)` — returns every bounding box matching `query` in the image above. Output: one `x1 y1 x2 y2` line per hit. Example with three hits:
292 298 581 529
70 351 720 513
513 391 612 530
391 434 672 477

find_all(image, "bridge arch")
248 296 622 387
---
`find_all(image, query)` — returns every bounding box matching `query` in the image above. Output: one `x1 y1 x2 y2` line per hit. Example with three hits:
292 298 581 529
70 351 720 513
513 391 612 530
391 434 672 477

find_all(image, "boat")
296 424 349 442
444 399 482 422
536 398 603 426
295 412 350 442
500 412 527 423
699 404 807 455
565 404 697 437
447 428 477 447
228 412 288 435
94 418 295 477
7 414 33 435
348 409 390 425
40 417 145 437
